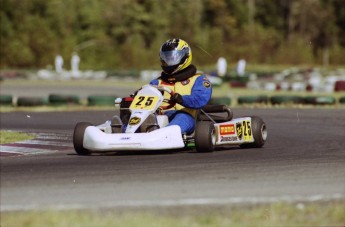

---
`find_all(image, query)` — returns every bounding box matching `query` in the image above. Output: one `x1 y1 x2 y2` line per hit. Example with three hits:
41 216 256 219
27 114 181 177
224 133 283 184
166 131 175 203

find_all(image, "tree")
0 0 344 68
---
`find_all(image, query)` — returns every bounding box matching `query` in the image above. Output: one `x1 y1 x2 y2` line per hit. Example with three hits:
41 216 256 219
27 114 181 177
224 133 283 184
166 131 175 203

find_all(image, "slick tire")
73 122 92 155
240 116 267 148
195 121 216 153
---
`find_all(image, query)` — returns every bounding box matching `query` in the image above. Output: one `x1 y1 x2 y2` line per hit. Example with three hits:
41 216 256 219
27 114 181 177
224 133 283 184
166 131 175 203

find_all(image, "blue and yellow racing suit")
150 73 212 134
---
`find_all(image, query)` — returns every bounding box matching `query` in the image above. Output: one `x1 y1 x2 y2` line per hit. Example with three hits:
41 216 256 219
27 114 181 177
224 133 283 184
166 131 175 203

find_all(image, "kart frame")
73 85 267 155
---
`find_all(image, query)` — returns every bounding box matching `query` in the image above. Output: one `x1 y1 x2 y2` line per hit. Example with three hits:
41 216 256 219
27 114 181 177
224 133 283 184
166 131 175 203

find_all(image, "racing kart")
73 84 267 155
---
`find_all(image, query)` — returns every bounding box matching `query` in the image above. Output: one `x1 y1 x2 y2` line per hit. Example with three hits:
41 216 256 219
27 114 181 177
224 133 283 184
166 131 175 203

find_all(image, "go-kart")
73 84 267 155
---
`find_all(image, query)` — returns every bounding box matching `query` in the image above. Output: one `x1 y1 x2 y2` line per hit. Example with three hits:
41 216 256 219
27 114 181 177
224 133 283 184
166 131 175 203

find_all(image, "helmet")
159 38 192 75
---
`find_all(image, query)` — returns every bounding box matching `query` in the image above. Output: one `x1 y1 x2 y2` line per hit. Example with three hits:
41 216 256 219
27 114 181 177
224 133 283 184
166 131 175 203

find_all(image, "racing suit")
150 66 212 134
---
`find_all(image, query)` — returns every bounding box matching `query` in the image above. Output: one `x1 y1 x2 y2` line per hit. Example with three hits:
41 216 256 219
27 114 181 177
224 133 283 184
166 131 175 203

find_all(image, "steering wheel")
156 86 176 110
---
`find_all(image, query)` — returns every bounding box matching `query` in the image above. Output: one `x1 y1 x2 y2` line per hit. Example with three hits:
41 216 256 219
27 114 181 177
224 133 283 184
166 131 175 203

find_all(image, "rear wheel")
240 116 267 148
195 121 216 153
73 122 92 155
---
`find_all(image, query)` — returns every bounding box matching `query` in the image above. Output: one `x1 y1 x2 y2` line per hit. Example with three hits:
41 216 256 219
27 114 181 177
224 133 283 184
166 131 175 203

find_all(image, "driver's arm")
150 79 159 86
180 75 212 109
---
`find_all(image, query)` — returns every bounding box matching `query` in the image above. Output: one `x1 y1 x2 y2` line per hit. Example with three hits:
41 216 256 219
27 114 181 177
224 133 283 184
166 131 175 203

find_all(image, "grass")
0 130 35 144
1 201 344 227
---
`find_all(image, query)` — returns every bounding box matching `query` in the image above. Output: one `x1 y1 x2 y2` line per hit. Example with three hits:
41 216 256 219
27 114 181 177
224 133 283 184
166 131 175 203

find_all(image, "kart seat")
119 97 133 125
197 105 233 123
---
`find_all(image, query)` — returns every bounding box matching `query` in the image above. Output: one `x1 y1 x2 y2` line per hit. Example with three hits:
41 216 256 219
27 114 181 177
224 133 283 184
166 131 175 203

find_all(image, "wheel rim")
261 124 268 141
211 128 216 145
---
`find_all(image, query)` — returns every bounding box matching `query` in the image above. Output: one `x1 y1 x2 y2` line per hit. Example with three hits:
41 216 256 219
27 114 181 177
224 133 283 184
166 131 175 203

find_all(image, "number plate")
129 95 159 110
236 120 253 142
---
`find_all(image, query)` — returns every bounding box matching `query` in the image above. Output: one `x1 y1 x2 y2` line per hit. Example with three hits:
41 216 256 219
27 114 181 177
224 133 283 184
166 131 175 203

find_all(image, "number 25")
243 121 251 136
135 96 154 106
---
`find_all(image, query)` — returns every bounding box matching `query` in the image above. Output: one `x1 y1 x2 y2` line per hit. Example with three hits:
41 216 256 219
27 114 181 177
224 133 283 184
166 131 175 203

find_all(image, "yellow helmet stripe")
177 39 188 50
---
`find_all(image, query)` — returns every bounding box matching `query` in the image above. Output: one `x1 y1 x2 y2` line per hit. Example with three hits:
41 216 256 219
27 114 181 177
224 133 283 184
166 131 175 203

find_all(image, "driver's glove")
170 93 183 104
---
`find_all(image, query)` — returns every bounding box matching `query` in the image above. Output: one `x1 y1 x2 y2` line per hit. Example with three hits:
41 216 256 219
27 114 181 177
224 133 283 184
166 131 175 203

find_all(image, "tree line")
1 0 344 70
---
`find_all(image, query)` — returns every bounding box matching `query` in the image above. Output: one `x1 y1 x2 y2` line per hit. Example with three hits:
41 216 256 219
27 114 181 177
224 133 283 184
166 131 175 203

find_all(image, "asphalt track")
1 108 345 211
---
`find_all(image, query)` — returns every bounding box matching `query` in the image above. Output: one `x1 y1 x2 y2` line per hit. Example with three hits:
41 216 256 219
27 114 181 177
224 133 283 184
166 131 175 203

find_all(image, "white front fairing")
157 115 169 128
125 85 164 133
83 125 184 151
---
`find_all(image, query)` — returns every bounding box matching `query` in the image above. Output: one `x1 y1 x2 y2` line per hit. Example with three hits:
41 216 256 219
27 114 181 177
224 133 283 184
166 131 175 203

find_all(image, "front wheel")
73 122 92 155
240 116 267 148
195 121 216 153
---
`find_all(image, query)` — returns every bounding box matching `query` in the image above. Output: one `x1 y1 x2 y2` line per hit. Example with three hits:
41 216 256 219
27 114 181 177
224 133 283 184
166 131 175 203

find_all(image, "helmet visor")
160 49 188 66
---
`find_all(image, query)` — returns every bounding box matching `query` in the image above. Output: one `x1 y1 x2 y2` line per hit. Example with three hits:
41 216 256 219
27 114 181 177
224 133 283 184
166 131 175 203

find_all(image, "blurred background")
1 0 344 70
1 0 345 105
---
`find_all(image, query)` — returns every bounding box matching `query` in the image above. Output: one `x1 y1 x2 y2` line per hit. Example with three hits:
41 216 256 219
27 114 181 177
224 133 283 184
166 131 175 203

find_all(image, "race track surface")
1 108 344 211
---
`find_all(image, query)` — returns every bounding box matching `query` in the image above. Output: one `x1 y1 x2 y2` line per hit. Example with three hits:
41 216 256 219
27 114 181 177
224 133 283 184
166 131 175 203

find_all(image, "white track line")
1 193 344 211
15 140 72 147
0 145 57 155
0 132 72 156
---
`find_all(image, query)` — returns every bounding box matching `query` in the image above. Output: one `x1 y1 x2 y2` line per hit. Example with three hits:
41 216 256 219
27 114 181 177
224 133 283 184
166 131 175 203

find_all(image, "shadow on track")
67 146 248 157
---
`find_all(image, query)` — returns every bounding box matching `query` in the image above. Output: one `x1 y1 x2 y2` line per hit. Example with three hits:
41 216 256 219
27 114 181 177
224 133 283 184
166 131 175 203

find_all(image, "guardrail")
1 94 345 107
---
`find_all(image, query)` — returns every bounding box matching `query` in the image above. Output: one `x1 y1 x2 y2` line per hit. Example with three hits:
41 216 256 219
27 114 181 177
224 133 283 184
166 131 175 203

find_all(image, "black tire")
195 121 216 153
209 97 231 106
87 95 118 106
238 95 268 104
270 95 304 105
0 95 13 105
48 94 80 105
240 116 267 148
339 97 345 104
73 122 92 155
17 97 48 106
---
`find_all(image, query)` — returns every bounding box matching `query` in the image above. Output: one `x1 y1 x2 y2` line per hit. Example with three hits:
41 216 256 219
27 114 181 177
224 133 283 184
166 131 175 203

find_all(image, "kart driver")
149 38 212 134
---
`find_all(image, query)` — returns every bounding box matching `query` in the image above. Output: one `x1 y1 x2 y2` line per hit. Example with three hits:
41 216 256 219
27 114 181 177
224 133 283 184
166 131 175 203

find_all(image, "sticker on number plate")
236 119 253 142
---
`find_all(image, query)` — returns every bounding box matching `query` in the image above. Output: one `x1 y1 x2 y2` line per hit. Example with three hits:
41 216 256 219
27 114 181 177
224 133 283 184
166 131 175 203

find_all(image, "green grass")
1 202 344 227
0 130 35 144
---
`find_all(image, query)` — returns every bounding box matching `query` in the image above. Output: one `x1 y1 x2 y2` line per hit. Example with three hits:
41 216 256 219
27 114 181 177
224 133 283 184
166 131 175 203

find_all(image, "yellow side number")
243 120 253 141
